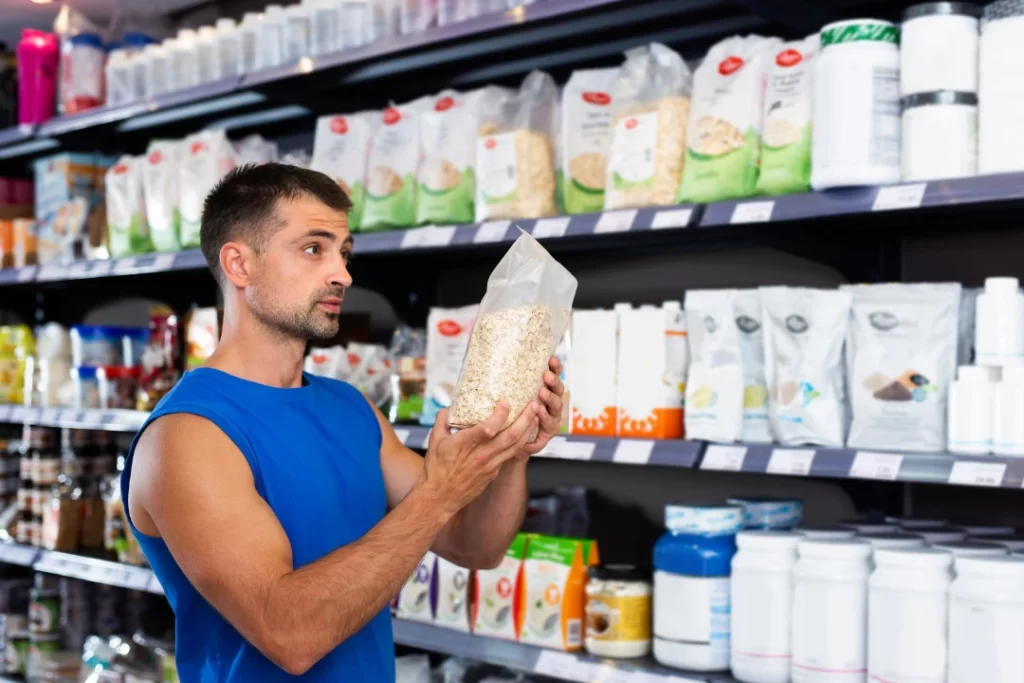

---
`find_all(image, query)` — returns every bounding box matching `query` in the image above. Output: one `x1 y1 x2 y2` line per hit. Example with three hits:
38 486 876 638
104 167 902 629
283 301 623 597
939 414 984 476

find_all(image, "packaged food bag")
842 283 960 452
759 286 852 447
604 43 692 210
560 68 618 214
142 140 182 253
755 36 816 196
433 557 472 632
421 304 478 427
735 290 772 442
678 35 782 203
233 134 279 166
684 290 744 443
179 130 237 248
416 89 490 225
361 99 428 231
395 552 437 623
448 230 577 430
310 111 378 230
518 535 599 651
105 155 150 258
185 307 220 371
475 71 559 222
473 533 527 640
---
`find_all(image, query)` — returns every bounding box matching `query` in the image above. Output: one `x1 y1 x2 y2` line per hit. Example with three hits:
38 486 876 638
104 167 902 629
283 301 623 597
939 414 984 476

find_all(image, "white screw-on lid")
859 532 926 550
216 18 237 31
888 516 948 530
984 276 1020 295
662 301 681 311
242 12 261 23
177 28 197 42
107 49 129 64
958 365 993 383
794 525 856 540
198 25 217 39
875 547 954 569
917 529 967 544
613 303 632 312
798 538 872 559
980 535 1024 552
952 524 1016 537
839 520 898 533
161 38 177 50
265 4 285 16
737 530 801 551
934 541 1008 557
956 555 1024 577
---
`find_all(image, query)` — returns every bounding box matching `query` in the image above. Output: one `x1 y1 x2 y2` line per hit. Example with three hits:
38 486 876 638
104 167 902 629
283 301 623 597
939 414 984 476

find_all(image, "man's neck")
205 303 307 389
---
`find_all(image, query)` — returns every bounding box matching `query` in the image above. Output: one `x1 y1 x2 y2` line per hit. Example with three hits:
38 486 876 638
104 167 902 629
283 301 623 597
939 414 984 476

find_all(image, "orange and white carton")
518 535 599 651
570 309 618 436
616 302 687 439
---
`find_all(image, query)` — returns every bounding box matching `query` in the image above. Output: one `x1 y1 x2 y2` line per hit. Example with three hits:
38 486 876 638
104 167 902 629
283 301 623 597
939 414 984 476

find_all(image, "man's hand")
522 355 565 456
422 401 539 516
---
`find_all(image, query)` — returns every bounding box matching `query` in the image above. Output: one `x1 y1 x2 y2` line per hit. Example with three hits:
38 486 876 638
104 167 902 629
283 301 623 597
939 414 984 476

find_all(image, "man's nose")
330 262 353 289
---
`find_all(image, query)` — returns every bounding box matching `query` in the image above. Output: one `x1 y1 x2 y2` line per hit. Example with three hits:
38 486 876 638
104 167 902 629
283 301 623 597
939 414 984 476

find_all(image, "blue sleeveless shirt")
121 367 394 682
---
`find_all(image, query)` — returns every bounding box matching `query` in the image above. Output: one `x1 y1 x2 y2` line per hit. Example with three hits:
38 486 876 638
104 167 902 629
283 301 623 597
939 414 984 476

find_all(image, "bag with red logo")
604 43 693 210
361 98 431 231
421 304 479 427
142 139 182 253
756 35 817 196
179 130 237 248
560 68 619 214
105 155 149 258
678 34 782 203
310 111 379 231
474 70 559 223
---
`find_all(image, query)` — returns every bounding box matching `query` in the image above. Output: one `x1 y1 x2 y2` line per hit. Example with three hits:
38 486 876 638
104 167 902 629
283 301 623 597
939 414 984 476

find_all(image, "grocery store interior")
2 0 1024 680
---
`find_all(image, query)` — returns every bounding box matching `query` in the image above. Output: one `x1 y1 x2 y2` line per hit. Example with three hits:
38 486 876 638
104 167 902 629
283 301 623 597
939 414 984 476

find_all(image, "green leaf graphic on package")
865 371 936 403
362 171 417 230
612 172 653 191
564 175 606 215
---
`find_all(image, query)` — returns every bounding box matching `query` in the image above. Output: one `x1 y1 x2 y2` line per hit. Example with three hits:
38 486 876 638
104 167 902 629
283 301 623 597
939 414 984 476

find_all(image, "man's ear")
220 241 253 288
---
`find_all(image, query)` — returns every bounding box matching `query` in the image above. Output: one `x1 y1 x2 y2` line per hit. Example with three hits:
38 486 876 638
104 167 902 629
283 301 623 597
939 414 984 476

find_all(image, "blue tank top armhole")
121 402 266 534
310 376 384 450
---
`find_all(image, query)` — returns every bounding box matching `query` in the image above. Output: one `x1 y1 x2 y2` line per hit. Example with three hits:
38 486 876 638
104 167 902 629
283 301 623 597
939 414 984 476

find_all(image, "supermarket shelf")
0 405 149 433
0 543 162 594
393 618 705 683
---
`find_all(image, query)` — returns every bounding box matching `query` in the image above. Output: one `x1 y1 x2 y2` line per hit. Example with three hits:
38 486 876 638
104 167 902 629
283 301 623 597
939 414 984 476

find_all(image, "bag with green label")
106 155 150 258
361 98 429 231
310 111 378 231
678 35 782 204
143 140 182 253
560 68 618 214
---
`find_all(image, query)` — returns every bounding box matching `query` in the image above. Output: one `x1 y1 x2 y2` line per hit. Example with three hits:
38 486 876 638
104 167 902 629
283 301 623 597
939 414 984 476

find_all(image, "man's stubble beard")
248 285 343 344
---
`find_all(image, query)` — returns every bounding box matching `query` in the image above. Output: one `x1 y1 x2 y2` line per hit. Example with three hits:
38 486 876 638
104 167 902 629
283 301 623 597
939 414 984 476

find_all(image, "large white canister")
979 6 1024 173
731 531 801 683
901 2 981 95
869 547 953 683
792 538 872 683
901 91 978 181
949 556 1024 683
812 19 901 189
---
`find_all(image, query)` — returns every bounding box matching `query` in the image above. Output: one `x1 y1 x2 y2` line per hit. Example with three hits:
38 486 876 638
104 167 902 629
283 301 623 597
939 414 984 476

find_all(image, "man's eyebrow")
294 230 338 243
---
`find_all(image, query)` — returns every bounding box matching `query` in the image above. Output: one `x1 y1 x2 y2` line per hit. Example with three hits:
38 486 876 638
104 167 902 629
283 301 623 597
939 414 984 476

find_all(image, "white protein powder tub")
949 556 1024 682
934 540 1008 558
979 13 1024 173
901 91 978 181
869 548 953 683
901 2 981 95
812 19 901 189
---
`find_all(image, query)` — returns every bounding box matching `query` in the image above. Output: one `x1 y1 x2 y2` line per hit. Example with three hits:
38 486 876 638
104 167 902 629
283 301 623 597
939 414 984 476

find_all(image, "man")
122 163 564 681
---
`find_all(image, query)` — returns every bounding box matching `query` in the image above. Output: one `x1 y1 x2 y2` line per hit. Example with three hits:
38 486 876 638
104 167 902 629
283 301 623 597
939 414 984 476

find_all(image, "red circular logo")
484 138 497 150
624 118 638 130
190 141 207 155
437 320 463 336
435 96 455 112
776 49 802 67
718 55 745 76
148 150 163 165
383 107 401 125
496 577 512 599
582 91 611 106
330 117 348 134
113 164 129 175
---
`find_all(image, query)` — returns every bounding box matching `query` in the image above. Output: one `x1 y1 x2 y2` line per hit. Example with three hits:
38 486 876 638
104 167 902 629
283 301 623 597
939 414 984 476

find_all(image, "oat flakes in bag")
448 230 577 429
560 68 618 214
361 98 429 231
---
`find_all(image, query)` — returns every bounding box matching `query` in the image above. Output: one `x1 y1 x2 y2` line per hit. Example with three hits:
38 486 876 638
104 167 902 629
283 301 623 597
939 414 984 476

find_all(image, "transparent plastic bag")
448 230 577 429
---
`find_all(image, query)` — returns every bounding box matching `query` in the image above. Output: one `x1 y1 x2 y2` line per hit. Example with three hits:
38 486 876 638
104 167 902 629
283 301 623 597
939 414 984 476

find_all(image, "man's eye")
304 244 320 255
342 250 353 263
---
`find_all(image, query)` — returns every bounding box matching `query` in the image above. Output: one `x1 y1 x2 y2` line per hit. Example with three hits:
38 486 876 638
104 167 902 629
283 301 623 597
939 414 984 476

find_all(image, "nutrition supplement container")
979 4 1024 173
993 364 1024 455
195 26 219 83
915 529 967 544
308 0 341 55
901 2 981 95
947 365 994 454
260 5 286 69
980 535 1024 552
143 44 170 98
901 91 977 181
859 533 925 550
791 538 872 683
949 556 1024 683
812 19 901 189
839 520 898 534
170 29 198 91
216 18 242 79
975 277 1024 366
339 0 370 48
888 516 948 530
868 548 953 683
239 13 262 73
795 526 856 540
584 564 651 658
731 531 800 683
726 497 803 530
951 523 1016 537
104 49 133 106
283 4 312 62
933 540 1008 558
654 503 743 672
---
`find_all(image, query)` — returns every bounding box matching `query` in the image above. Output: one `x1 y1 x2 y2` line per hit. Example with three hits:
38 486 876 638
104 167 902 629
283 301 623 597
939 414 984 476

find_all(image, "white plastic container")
309 0 341 55
129 49 148 101
859 533 926 551
934 541 1008 558
980 535 1024 552
104 49 133 106
951 524 1016 537
239 13 262 73
901 91 978 181
569 310 618 437
144 44 170 98
401 0 438 34
812 19 901 189
284 4 312 62
795 526 857 540
839 520 898 534
994 364 1024 456
949 556 1024 683
916 529 967 544
888 516 948 530
791 539 872 683
170 29 199 91
975 277 1024 367
979 12 1024 174
216 18 242 79
260 5 287 69
947 365 994 454
196 26 220 83
731 531 800 683
340 0 370 47
367 0 401 42
585 565 652 658
901 2 981 95
439 0 473 24
868 548 953 683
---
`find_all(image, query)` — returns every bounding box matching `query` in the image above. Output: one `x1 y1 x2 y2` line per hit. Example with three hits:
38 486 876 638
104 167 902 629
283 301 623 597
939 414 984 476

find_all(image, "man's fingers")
460 401 511 446
429 408 453 451
494 401 539 451
548 355 563 379
536 388 561 435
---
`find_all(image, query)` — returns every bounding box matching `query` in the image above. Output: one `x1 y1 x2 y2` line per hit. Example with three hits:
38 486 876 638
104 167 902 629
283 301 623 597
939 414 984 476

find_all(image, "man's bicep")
131 415 294 649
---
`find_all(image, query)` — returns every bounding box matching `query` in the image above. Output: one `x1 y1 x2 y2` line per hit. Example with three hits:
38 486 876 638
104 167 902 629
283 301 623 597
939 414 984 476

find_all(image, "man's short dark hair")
200 163 352 283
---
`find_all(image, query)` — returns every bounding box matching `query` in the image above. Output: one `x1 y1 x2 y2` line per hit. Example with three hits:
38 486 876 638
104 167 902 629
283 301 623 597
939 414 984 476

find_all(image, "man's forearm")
442 458 528 568
260 480 451 674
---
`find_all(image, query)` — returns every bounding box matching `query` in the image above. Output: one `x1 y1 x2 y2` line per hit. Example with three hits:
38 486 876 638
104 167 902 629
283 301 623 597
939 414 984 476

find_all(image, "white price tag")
0 544 37 566
36 264 64 281
16 266 36 283
873 183 927 212
473 220 510 243
113 257 137 272
541 437 595 460
650 208 693 230
595 209 637 234
124 570 154 591
0 406 9 421
731 201 775 224
613 440 655 465
701 445 747 471
8 406 26 423
949 461 1006 487
89 260 113 276
67 261 89 277
152 253 176 271
767 448 816 476
531 217 570 239
850 451 904 480
534 651 596 682
148 576 166 595
40 408 59 424
400 225 456 249
82 409 103 424
392 429 410 445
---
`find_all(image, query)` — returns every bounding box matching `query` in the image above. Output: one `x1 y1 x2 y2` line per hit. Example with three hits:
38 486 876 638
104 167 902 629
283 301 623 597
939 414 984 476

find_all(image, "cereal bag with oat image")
604 43 692 210
310 110 379 231
361 97 430 231
560 68 618 214
448 230 577 430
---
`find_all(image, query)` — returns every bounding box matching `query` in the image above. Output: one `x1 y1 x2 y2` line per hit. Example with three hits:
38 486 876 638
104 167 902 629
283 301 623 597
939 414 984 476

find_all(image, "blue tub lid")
665 504 744 535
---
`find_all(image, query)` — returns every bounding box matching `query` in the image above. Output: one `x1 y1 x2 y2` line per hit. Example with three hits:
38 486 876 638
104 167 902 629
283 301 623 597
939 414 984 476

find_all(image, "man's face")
244 195 353 343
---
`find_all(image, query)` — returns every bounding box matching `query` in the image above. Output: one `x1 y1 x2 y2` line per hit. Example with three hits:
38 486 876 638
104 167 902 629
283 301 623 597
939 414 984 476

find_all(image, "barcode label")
870 66 900 167
566 618 582 646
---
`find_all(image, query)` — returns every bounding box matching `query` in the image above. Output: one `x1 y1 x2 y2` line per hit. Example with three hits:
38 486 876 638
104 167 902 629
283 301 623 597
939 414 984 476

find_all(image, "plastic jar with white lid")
975 277 1024 367
584 564 651 659
104 48 133 106
951 523 1016 537
839 520 898 534
731 531 801 683
308 0 341 56
283 4 311 62
978 535 1024 552
144 44 170 98
239 13 262 73
979 9 1024 174
934 540 1008 558
727 497 803 530
654 503 744 673
869 547 953 683
795 526 856 540
901 2 981 95
916 529 967 544
859 532 925 551
216 18 242 79
994 364 1024 455
888 516 948 530
792 538 872 683
948 365 995 454
812 19 901 190
196 26 219 83
170 29 198 91
260 5 286 69
949 556 1024 683
901 91 978 181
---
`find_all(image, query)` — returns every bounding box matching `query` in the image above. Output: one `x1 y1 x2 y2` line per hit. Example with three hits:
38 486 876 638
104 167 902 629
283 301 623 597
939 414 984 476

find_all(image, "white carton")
395 552 436 624
433 557 472 632
569 309 618 436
